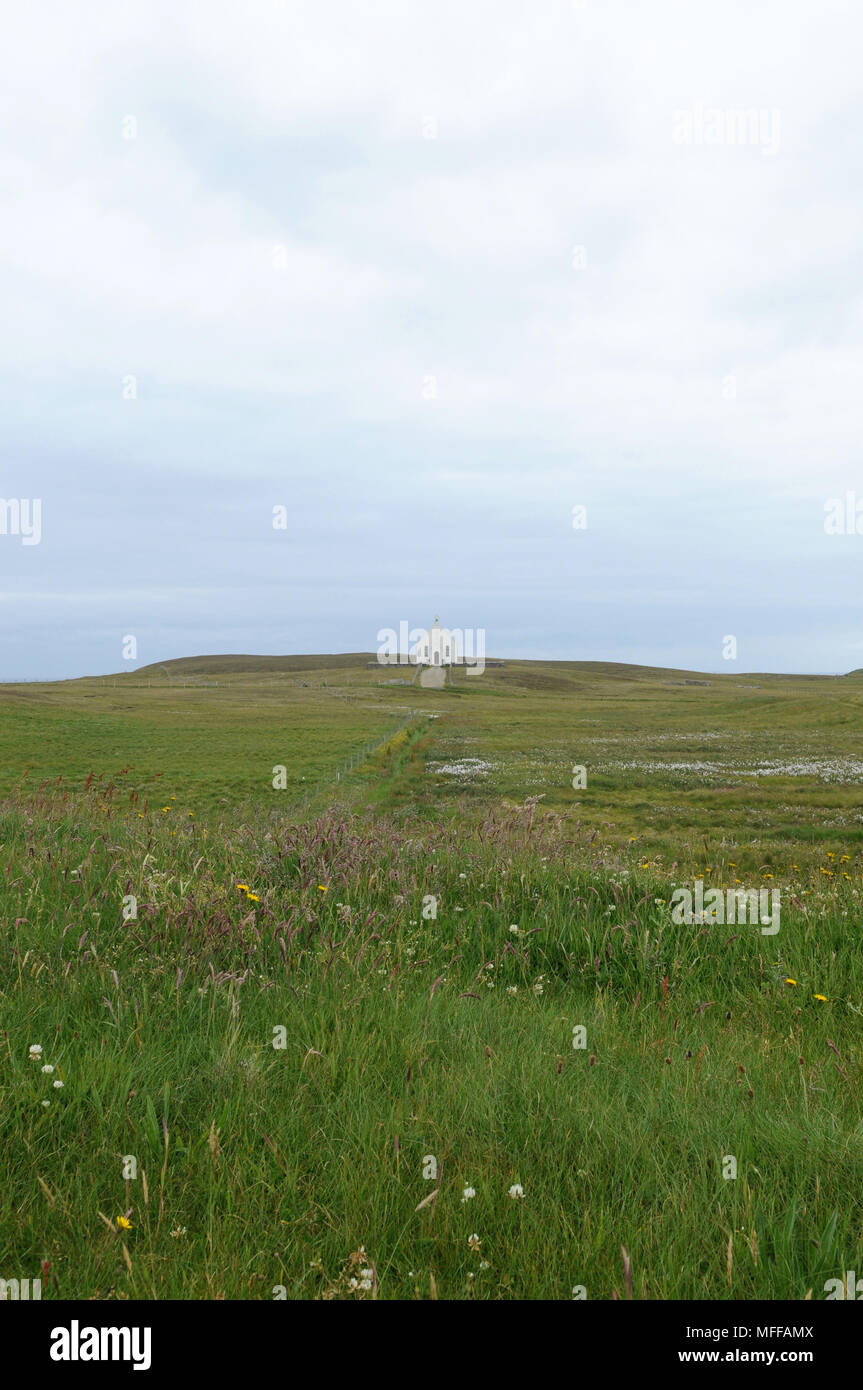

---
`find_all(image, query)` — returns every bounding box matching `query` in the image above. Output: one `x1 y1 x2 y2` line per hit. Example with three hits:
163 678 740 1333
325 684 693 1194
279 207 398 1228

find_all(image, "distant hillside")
132 653 374 677
117 653 859 683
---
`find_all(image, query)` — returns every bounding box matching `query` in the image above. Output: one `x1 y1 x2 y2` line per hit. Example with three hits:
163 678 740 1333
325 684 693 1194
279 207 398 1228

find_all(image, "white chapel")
411 616 459 666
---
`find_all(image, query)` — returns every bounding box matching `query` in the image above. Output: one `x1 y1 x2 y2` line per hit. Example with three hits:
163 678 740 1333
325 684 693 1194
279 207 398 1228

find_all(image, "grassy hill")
1 655 862 1300
130 652 375 677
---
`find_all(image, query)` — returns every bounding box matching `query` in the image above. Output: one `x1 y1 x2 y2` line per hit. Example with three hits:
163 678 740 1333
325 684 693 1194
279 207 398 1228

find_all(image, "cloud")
1 0 862 676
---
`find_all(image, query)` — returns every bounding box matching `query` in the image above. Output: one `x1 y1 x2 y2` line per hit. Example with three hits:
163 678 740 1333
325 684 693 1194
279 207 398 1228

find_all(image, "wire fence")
294 709 420 809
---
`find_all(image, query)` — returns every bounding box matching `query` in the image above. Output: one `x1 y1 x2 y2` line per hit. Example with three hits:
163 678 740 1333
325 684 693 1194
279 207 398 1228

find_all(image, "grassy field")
1 655 862 1300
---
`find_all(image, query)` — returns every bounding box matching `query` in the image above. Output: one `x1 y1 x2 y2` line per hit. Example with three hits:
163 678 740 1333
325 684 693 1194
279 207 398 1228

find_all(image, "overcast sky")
2 0 862 679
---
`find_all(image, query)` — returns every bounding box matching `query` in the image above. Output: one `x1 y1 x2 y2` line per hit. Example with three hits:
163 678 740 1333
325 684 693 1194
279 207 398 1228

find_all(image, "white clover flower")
29 1044 43 1057
41 1100 50 1108
360 1268 373 1279
506 986 518 995
461 1186 476 1203
508 925 520 934
53 1080 64 1089
458 873 467 880
508 1184 525 1199
41 1064 54 1074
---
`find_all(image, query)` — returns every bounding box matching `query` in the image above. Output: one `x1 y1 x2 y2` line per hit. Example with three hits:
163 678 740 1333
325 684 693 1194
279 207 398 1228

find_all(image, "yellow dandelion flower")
814 994 828 1002
785 978 797 986
236 883 249 892
116 1215 132 1230
246 893 260 902
317 885 328 892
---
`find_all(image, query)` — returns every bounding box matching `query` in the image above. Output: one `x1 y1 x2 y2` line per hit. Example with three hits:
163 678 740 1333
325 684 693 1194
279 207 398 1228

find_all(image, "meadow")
1 655 862 1300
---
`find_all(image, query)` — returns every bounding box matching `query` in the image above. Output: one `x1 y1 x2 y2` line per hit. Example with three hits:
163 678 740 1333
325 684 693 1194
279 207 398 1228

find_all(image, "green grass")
1 656 862 1299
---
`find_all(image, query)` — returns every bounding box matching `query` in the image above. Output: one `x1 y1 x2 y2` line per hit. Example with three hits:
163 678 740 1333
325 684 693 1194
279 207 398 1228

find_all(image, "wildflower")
814 994 828 1002
506 986 518 995
785 978 797 986
41 1100 50 1108
41 1064 54 1074
317 885 328 892
467 1234 481 1252
246 893 260 902
116 1216 132 1231
358 1278 372 1291
509 925 520 934
459 873 467 879
461 1187 476 1203
360 1267 373 1279
170 1227 187 1238
53 1080 64 1089
29 1045 43 1057
236 883 249 892
508 1184 525 1199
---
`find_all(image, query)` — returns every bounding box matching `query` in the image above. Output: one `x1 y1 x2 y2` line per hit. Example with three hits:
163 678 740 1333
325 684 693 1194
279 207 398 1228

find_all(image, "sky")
2 0 863 680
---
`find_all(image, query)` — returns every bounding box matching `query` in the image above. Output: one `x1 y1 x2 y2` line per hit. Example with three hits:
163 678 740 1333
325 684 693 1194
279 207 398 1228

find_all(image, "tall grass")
1 779 861 1299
